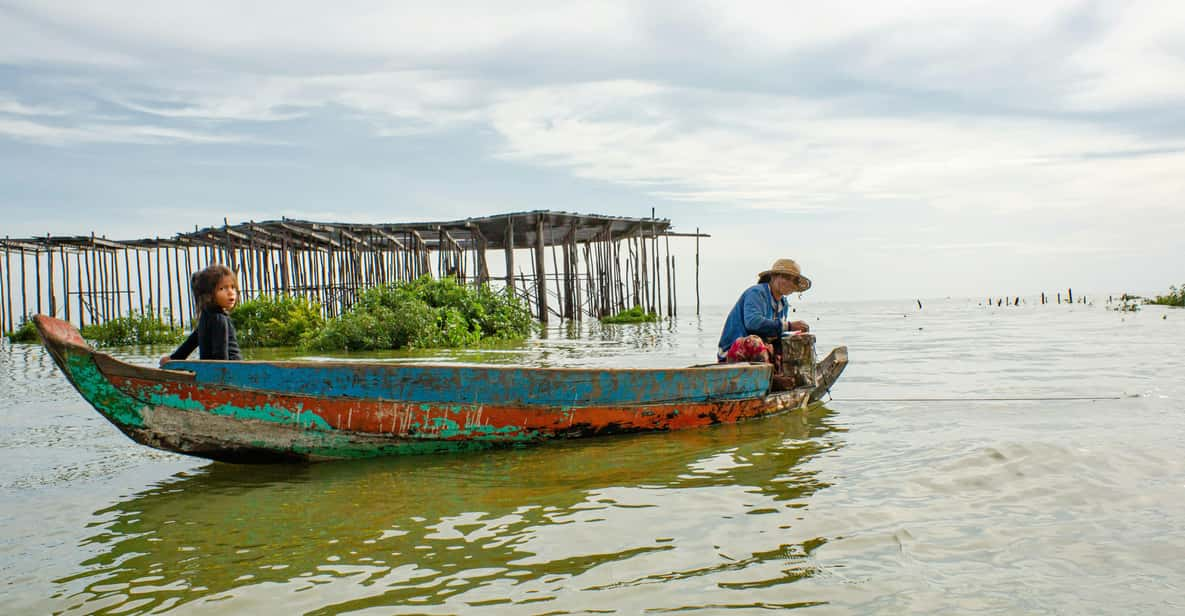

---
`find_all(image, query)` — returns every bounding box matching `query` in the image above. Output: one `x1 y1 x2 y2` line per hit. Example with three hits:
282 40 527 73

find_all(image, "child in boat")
161 264 242 365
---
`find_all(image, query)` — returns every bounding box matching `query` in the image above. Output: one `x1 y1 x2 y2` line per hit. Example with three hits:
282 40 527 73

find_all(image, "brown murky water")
3 299 1184 614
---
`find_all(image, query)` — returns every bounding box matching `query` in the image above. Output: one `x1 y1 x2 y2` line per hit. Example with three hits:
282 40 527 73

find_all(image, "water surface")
2 299 1183 614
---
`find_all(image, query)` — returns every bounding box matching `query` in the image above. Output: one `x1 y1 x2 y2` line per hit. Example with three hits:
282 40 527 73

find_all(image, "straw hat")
758 258 812 292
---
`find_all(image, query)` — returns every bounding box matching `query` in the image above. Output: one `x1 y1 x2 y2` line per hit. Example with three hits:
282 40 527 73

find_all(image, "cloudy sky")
1 1 1182 302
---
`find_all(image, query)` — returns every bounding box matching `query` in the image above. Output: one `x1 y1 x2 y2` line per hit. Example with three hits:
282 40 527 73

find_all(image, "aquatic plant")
1147 285 1185 307
601 305 659 324
301 277 533 351
4 317 39 343
79 311 187 346
232 295 324 347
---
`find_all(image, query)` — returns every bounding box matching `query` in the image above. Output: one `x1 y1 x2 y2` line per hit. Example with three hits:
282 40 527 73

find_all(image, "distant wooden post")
472 226 489 286
164 242 175 326
223 218 236 271
665 235 673 318
33 245 42 315
60 245 69 323
172 246 184 327
154 242 163 320
535 215 548 322
1068 288 1073 303
695 227 701 315
122 248 132 317
135 249 144 314
561 226 574 318
1 238 9 332
502 218 516 294
77 252 86 328
46 237 56 317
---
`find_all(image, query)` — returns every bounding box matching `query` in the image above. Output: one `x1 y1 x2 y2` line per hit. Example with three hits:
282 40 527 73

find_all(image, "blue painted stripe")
164 362 771 406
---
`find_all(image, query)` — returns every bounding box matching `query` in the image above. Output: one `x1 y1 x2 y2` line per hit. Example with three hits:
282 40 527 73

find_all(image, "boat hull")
34 315 847 462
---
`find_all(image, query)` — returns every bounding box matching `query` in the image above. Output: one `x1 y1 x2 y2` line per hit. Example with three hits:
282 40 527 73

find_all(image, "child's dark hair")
191 264 236 311
757 272 772 284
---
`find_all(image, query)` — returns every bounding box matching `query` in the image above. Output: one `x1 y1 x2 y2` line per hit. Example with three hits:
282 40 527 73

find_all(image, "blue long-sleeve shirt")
716 283 790 361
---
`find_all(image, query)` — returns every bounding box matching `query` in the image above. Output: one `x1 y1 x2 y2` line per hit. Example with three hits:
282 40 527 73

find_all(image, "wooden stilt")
77 252 86 329
155 243 163 321
173 246 184 327
135 249 144 315
34 246 42 316
122 248 132 318
0 239 8 332
165 243 175 326
665 235 672 318
534 216 548 322
46 237 56 317
60 245 70 324
504 217 516 295
695 228 701 315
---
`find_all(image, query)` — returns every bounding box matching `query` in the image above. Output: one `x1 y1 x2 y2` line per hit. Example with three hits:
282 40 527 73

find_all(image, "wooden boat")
33 315 847 462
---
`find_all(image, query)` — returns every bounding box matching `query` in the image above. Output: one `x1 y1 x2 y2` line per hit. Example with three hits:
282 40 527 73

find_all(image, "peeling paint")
34 314 847 463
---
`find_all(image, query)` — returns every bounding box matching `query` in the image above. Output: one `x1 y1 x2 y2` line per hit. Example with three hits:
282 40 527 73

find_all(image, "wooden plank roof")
2 210 706 252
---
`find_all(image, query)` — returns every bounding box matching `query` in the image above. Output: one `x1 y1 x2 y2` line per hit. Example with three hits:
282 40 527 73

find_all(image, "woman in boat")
161 264 242 365
717 258 811 363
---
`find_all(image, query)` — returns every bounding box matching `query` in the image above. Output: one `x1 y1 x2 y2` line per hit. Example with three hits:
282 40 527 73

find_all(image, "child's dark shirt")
170 307 242 360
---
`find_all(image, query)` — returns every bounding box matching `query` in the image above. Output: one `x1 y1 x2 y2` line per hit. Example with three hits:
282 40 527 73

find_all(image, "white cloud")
0 117 248 145
0 97 71 116
488 81 1185 216
2 0 1184 299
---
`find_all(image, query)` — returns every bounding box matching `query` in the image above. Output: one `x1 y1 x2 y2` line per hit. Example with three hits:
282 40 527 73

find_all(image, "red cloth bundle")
725 335 773 363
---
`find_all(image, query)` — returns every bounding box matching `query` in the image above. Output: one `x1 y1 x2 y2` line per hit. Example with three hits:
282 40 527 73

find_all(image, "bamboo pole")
1 239 8 332
122 248 132 317
652 213 661 318
223 218 236 271
77 252 86 329
504 217 515 295
164 242 175 326
84 243 95 324
665 235 673 318
562 225 574 319
98 246 108 322
280 232 290 294
639 231 648 313
672 253 677 317
103 247 113 321
613 239 623 313
582 241 593 318
110 247 120 320
534 216 548 322
135 249 144 315
155 243 163 321
33 245 42 315
183 246 193 320
695 227 700 315
172 246 184 328
46 238 56 317
59 246 70 324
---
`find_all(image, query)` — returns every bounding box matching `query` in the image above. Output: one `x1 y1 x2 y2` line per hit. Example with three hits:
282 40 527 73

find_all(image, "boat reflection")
52 407 843 614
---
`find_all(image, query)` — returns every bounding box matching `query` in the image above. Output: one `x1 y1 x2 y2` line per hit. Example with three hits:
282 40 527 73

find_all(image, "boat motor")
772 332 817 391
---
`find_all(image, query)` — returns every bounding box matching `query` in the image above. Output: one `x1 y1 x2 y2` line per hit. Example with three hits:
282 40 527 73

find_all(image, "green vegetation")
301 277 534 352
232 295 324 347
4 317 39 343
1148 285 1185 307
80 311 187 346
601 305 659 324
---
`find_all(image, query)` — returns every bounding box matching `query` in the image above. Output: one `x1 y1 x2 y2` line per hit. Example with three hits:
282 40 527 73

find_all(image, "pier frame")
1 211 708 330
